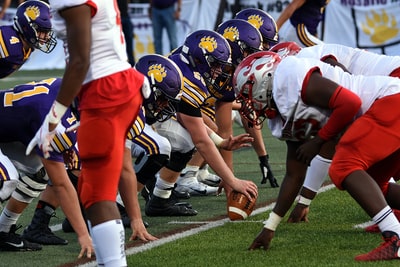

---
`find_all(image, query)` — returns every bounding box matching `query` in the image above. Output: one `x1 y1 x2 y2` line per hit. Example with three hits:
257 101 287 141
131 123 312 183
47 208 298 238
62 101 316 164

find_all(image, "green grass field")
1 70 398 267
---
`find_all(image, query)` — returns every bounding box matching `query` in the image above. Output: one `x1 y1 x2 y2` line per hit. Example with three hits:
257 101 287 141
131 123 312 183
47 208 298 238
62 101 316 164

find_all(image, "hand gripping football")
227 190 257 220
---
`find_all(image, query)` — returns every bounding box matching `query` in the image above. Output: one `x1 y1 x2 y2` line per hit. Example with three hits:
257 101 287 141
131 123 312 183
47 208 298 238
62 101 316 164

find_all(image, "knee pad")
135 154 169 184
13 167 49 203
0 179 18 202
0 157 19 202
165 149 195 172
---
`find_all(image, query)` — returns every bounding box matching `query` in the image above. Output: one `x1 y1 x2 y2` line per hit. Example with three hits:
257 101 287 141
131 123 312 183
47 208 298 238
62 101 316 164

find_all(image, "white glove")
25 114 56 159
141 77 151 99
66 121 80 132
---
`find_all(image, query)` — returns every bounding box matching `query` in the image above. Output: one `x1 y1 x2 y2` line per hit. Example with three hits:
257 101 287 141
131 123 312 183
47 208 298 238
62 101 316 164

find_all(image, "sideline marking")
77 184 335 267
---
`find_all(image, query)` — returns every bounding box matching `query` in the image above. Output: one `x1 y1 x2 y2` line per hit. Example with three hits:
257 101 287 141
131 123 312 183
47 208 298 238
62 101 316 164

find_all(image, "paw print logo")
361 10 399 44
199 36 218 52
247 15 264 30
222 26 239 42
148 64 167 83
25 5 41 21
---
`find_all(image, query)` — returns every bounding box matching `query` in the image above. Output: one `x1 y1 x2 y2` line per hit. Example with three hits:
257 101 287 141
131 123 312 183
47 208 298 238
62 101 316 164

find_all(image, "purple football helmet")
13 0 57 53
180 30 233 98
235 8 279 50
216 19 262 67
135 54 183 122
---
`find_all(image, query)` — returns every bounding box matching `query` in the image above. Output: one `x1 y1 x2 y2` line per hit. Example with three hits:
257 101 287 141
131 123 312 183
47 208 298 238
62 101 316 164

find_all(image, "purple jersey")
290 0 329 35
0 78 78 161
0 25 33 78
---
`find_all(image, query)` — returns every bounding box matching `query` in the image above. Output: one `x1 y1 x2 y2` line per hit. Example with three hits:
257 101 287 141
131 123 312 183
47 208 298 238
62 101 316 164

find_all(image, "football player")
143 29 258 217
0 78 93 255
276 0 328 47
0 0 57 78
275 43 400 226
25 55 184 244
178 19 266 198
234 51 400 261
234 9 281 187
32 1 147 265
234 7 279 50
124 54 198 216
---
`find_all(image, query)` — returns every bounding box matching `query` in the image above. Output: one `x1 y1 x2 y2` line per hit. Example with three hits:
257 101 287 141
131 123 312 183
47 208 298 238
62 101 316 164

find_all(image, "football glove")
260 156 279 187
26 113 55 159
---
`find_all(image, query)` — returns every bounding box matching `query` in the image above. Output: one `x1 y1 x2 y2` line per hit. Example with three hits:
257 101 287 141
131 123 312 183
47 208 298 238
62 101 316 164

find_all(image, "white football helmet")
233 51 281 127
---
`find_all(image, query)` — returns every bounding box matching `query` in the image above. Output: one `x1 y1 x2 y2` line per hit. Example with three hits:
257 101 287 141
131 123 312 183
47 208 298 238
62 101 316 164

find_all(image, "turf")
1 70 398 267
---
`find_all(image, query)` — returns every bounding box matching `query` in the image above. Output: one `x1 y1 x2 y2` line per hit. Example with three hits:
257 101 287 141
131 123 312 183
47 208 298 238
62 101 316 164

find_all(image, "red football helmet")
269 41 301 59
233 51 281 127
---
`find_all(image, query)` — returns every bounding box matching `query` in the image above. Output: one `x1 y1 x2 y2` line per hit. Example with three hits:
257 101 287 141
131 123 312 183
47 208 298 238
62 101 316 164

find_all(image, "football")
227 190 257 221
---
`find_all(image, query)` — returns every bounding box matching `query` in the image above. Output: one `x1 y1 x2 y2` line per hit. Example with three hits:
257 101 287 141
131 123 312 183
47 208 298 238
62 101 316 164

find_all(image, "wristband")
209 132 224 148
263 211 282 231
297 195 312 206
48 100 68 125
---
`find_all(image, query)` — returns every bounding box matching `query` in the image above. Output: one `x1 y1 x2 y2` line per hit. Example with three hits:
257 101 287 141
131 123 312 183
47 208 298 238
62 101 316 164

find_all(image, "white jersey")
268 56 400 141
296 44 400 76
49 0 131 84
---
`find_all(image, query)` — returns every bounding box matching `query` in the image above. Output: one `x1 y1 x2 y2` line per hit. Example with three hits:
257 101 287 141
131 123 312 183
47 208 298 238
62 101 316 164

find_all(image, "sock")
90 219 127 267
153 177 175 199
37 200 56 215
0 208 20 232
373 206 400 236
303 155 331 192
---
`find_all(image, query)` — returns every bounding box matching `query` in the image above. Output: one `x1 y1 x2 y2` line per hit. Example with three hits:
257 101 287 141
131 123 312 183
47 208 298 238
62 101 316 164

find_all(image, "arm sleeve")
318 86 361 140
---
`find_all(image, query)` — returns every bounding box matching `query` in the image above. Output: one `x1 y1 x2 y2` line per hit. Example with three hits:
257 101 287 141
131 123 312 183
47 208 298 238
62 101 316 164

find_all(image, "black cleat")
62 218 74 233
0 225 42 251
22 208 68 245
117 202 149 228
22 225 68 246
145 195 197 217
141 185 152 203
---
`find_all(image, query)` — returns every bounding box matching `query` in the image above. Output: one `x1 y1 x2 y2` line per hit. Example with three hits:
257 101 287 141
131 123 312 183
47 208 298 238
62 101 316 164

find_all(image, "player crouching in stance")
233 51 400 261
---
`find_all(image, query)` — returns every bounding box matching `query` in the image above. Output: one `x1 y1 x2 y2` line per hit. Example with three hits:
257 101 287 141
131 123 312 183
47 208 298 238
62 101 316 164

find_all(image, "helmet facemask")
144 73 181 122
200 49 233 99
30 22 57 53
235 74 276 128
233 51 281 128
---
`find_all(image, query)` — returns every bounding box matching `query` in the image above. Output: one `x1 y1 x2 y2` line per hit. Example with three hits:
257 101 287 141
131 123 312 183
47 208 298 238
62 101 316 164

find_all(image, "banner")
324 0 400 55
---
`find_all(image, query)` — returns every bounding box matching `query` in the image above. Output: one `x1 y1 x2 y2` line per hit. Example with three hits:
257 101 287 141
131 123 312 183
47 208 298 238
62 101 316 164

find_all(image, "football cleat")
22 207 68 245
232 110 244 127
355 231 400 261
365 224 380 233
176 171 218 196
117 202 149 228
0 225 42 251
61 218 75 233
145 195 197 217
365 209 400 233
141 184 190 203
197 165 221 187
22 225 67 246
